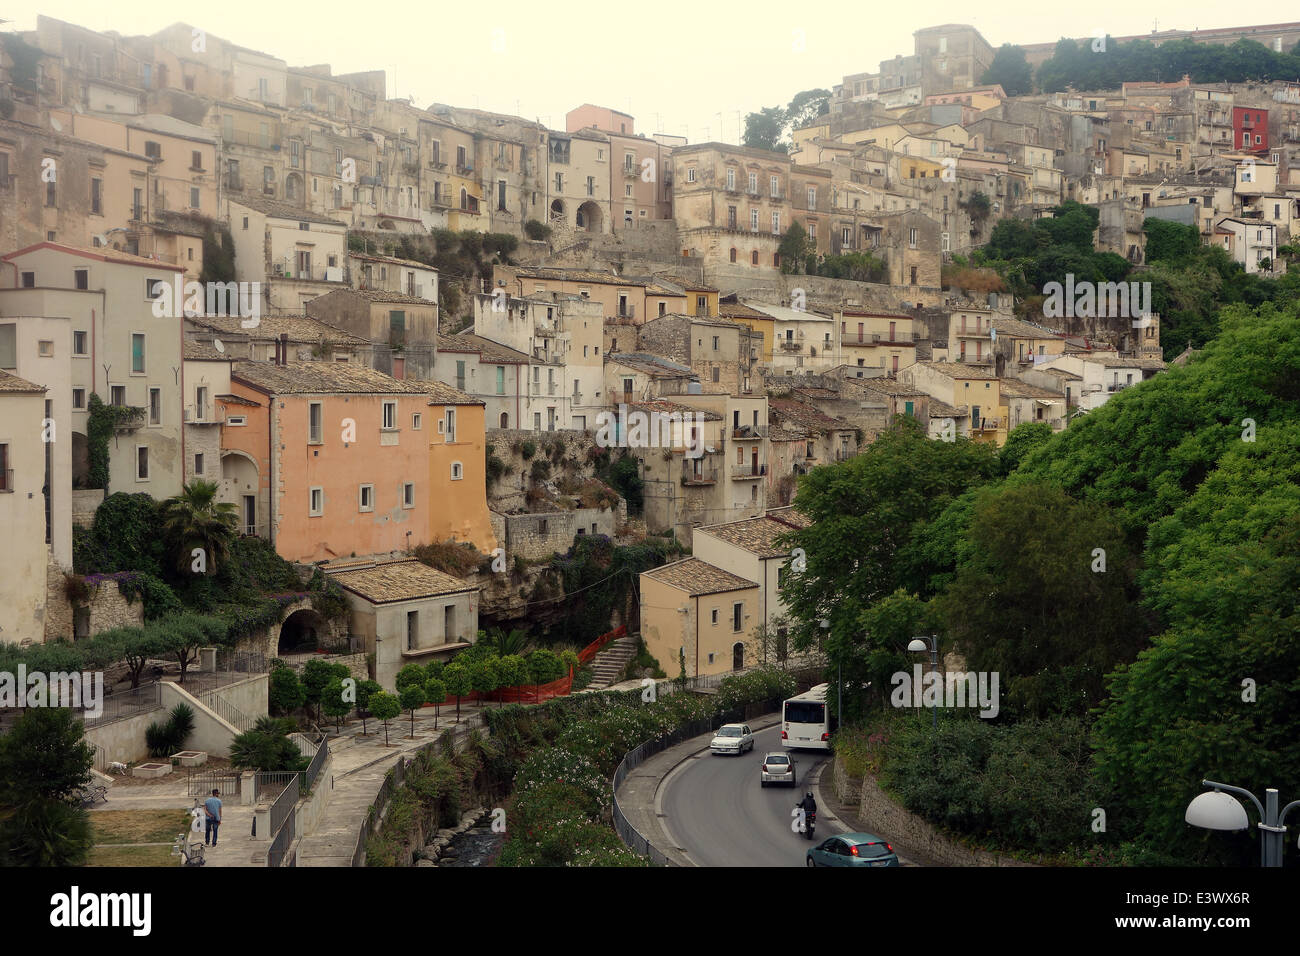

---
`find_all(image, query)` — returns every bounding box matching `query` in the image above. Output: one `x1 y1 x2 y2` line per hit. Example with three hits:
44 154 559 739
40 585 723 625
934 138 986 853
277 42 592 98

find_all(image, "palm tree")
161 480 238 575
489 627 531 657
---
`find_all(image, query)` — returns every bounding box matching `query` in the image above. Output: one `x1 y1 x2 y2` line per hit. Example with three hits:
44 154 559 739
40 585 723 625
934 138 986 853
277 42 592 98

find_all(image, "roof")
842 376 926 397
326 560 477 604
228 195 346 226
928 399 963 417
441 332 529 364
608 354 695 378
1069 355 1168 371
912 361 998 380
216 393 260 407
187 314 367 345
2 242 186 272
629 400 723 421
231 361 480 402
695 515 799 559
514 267 640 285
349 251 438 272
990 317 1064 339
771 399 849 433
998 378 1065 400
184 341 233 362
718 302 773 321
642 557 758 596
333 288 439 306
0 369 45 393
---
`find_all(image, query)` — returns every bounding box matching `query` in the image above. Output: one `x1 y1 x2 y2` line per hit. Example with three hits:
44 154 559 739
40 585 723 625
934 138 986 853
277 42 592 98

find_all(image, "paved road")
659 725 834 867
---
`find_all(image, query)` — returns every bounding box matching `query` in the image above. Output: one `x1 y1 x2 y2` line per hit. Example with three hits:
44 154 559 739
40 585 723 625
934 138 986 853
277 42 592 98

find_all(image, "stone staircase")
586 635 640 690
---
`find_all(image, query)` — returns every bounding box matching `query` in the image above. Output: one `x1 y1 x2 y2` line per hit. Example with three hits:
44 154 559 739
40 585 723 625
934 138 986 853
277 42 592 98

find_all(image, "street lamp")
819 618 840 731
1186 780 1300 867
908 635 938 733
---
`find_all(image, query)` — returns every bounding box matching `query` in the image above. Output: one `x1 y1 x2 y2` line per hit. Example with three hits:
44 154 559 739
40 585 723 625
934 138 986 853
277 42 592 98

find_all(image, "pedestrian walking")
204 789 222 846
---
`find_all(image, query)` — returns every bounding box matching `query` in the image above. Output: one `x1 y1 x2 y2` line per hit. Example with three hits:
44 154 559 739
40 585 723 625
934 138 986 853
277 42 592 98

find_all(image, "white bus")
781 683 831 751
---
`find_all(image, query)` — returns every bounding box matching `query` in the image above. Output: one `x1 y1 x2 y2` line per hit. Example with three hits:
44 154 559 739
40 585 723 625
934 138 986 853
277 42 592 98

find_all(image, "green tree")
321 677 352 733
355 679 383 735
0 798 94 867
424 678 447 729
160 480 238 576
269 664 306 715
0 709 93 805
470 658 502 708
742 106 788 152
938 482 1143 716
229 717 308 773
998 421 1054 476
496 653 529 698
777 223 813 274
525 648 564 701
394 663 427 693
980 44 1034 96
301 659 349 722
399 683 426 737
442 663 471 722
368 691 401 747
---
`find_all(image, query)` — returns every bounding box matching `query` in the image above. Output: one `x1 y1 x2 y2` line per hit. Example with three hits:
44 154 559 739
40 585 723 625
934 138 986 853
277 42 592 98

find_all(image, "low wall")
294 751 334 836
851 756 1034 867
83 708 158 764
86 581 144 637
161 682 239 758
207 674 269 722
71 488 104 528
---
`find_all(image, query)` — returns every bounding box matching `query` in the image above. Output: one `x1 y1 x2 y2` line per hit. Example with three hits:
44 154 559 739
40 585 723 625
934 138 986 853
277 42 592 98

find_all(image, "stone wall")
83 708 158 765
44 557 75 642
846 755 1034 867
86 580 145 636
501 506 620 561
71 488 104 528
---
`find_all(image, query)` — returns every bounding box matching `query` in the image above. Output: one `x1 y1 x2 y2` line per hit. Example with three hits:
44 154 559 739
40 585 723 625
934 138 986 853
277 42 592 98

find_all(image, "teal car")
805 833 899 867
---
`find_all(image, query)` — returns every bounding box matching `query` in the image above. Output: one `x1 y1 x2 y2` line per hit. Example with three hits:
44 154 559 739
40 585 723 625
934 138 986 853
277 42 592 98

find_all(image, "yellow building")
426 391 496 553
719 300 775 363
639 558 760 677
836 309 917 374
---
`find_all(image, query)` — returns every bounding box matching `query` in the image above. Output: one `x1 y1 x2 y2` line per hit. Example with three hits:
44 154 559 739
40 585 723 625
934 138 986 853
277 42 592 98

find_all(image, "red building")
1233 106 1269 154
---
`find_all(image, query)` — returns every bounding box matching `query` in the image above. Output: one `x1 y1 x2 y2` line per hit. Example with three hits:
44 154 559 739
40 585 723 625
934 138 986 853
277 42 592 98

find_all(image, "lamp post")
1186 780 1300 867
908 635 938 734
820 617 840 732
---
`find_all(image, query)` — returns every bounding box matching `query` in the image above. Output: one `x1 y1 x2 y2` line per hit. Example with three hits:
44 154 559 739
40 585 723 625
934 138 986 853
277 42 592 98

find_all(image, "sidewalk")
294 704 487 867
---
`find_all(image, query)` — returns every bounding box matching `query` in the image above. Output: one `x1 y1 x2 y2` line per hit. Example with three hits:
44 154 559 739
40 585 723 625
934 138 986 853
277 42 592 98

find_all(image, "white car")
760 752 797 787
710 723 754 755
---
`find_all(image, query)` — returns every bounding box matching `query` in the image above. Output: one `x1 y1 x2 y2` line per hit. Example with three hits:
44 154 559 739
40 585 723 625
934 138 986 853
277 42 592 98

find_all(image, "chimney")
280 333 290 366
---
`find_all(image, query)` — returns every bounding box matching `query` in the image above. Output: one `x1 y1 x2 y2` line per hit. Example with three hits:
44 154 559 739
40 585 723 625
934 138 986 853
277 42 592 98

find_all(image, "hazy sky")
6 2 1278 140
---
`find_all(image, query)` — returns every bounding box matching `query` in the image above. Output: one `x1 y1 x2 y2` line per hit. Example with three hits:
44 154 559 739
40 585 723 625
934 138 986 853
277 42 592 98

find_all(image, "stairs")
586 635 640 690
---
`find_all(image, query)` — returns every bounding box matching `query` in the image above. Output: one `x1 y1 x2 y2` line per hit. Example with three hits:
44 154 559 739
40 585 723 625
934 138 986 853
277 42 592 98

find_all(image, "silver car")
709 723 754 755
760 752 797 787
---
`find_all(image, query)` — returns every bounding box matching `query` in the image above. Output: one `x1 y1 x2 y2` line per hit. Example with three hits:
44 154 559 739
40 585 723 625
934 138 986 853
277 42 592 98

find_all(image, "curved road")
659 725 835 867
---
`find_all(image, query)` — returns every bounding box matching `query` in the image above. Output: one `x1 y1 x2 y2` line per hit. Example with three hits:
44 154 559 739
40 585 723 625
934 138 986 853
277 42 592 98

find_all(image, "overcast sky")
6 3 1276 141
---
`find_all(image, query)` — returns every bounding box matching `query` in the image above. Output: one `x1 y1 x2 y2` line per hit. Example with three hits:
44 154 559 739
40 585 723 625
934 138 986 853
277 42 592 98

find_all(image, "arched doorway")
732 642 744 671
549 199 566 225
576 201 602 233
499 412 509 428
285 172 303 201
278 607 326 655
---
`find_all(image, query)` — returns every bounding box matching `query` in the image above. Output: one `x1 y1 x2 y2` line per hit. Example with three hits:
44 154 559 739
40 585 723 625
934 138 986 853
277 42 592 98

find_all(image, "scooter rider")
799 791 817 816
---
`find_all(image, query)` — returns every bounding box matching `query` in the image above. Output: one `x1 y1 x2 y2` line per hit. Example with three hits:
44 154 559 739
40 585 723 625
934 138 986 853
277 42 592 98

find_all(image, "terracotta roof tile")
642 557 758 596
326 560 477 603
0 369 45 393
231 361 480 403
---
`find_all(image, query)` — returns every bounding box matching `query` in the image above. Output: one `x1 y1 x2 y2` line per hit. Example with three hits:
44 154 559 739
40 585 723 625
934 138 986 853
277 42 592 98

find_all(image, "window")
190 187 200 209
148 387 161 425
496 366 505 395
0 443 8 492
194 453 204 475
451 462 463 480
309 487 323 516
111 385 126 406
403 482 415 508
46 179 56 207
382 400 397 430
72 388 86 409
807 186 816 208
686 166 696 183
732 602 743 632
444 408 456 441
711 609 719 625
750 209 759 231
38 340 54 357
135 446 149 481
359 484 374 512
730 247 737 263
748 172 757 193
412 413 422 430
90 178 102 215
130 333 145 373
751 250 759 266
227 415 246 426
20 271 34 288
309 402 323 443
74 269 90 291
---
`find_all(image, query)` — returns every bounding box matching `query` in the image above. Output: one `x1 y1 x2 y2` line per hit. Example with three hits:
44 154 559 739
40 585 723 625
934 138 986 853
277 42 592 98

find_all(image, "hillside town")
1 14 1298 877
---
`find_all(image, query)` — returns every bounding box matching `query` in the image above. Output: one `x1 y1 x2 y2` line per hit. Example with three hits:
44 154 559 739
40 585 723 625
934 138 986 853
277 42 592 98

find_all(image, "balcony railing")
1107 382 1132 392
616 304 636 320
681 463 719 486
779 340 802 352
731 424 766 439
225 176 245 192
623 165 640 179
730 464 767 480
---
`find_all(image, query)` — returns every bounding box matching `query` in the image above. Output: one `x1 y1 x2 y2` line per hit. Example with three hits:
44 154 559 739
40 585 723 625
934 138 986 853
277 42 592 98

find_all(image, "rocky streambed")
414 807 504 868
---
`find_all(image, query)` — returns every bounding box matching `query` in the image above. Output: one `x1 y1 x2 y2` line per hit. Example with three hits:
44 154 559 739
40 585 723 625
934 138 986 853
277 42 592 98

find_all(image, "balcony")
225 176 245 192
779 340 802 352
731 464 767 480
835 449 852 461
616 304 636 320
430 160 448 170
681 463 719 486
456 163 474 176
1107 382 1132 392
403 162 420 176
970 416 1007 432
731 424 766 439
112 407 147 432
623 165 640 179
184 406 222 424
571 392 583 405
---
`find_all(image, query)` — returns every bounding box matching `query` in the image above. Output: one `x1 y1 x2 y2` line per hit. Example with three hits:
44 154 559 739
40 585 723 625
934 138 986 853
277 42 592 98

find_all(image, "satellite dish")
50 117 63 132
213 339 225 353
